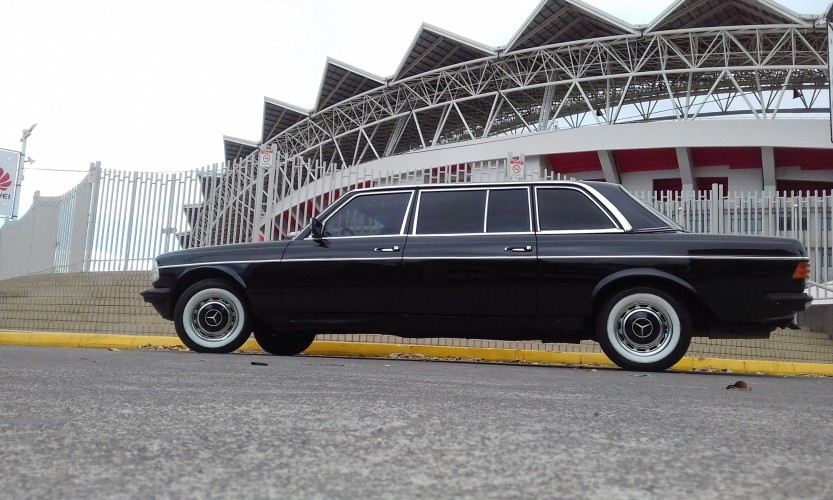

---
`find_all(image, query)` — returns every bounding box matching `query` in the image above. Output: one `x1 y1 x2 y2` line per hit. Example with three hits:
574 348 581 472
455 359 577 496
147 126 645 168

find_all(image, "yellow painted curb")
1 331 831 377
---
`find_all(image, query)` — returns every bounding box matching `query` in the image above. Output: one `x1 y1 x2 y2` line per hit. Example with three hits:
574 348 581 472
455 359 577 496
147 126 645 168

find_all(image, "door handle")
504 246 533 253
374 246 400 252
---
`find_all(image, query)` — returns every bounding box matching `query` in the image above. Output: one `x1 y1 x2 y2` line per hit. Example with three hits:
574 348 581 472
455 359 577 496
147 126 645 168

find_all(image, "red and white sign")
509 158 525 180
0 150 20 218
259 146 275 168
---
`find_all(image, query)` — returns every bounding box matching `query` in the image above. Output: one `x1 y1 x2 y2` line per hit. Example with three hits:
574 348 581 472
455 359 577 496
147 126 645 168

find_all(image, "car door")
280 190 414 315
534 186 624 319
402 186 537 317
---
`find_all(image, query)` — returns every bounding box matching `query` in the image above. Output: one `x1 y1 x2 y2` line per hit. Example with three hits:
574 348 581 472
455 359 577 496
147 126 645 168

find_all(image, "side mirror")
309 217 323 239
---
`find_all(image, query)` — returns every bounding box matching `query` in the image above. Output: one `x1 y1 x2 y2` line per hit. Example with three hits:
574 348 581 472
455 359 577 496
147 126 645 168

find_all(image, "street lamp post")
11 123 36 220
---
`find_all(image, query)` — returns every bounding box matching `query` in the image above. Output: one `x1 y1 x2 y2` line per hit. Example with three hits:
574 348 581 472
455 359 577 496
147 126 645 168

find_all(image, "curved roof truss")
262 24 826 168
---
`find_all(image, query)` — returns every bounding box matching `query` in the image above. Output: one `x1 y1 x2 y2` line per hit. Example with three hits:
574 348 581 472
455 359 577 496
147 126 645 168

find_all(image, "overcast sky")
1 0 830 216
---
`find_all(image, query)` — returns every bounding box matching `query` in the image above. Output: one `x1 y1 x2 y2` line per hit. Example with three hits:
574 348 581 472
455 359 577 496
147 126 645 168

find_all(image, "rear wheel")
254 329 316 356
174 279 252 354
596 287 692 372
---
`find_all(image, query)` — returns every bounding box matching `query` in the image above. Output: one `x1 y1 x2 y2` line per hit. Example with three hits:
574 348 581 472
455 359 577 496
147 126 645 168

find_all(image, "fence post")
82 162 102 272
121 171 140 271
253 153 268 243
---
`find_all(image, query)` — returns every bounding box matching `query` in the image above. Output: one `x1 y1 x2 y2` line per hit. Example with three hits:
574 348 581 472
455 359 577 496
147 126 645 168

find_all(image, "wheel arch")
591 269 714 332
171 266 248 310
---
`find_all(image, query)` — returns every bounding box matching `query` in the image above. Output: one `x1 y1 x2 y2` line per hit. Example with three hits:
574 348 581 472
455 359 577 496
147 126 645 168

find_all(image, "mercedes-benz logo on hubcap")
631 317 654 338
204 309 223 328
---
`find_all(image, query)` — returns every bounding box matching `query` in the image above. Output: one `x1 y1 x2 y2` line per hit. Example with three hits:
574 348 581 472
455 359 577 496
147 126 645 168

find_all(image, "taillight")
792 261 810 281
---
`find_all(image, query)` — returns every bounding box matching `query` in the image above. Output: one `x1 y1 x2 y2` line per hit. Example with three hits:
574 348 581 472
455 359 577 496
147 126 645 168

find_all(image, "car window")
323 192 411 237
487 189 530 233
536 188 617 231
416 190 487 234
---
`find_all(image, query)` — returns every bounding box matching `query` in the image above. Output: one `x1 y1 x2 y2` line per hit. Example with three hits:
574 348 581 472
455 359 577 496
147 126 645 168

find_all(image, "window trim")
534 186 625 234
309 190 415 240
485 186 533 234
413 186 532 236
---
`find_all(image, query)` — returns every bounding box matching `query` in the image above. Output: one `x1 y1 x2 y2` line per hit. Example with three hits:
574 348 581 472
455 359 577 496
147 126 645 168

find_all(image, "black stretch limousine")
142 181 812 371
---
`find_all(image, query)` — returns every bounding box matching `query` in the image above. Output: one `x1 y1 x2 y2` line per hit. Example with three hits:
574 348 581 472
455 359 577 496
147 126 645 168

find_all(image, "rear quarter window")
536 188 617 231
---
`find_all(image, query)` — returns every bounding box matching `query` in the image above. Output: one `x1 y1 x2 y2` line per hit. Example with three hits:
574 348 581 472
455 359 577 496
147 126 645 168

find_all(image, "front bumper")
140 287 173 320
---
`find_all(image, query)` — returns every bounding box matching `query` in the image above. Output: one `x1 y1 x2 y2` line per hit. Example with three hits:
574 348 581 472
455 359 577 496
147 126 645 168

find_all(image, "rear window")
536 188 617 231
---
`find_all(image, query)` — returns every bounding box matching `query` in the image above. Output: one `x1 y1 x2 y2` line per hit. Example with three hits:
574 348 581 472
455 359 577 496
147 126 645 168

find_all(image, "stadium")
2 0 833 290
216 0 833 244
2 0 833 368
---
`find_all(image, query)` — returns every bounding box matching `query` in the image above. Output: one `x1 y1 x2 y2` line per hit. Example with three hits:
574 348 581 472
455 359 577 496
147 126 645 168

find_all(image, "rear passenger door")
534 186 624 319
402 186 537 317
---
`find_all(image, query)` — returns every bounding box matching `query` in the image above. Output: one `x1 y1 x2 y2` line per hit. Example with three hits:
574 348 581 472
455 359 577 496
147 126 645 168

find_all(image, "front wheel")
254 329 316 356
596 287 692 372
173 279 253 353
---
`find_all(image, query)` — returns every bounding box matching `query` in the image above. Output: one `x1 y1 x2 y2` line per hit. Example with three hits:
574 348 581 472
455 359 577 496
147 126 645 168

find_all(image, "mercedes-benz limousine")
141 181 812 371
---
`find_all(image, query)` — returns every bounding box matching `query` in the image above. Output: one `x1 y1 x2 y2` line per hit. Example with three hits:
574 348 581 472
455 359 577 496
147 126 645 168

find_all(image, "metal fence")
1 158 831 301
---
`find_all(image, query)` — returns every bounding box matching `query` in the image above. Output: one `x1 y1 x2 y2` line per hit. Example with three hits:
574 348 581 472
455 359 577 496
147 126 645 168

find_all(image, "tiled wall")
1 272 831 364
0 272 174 336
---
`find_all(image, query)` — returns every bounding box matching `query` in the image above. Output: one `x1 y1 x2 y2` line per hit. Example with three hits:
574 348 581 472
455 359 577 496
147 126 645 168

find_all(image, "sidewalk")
2 331 832 377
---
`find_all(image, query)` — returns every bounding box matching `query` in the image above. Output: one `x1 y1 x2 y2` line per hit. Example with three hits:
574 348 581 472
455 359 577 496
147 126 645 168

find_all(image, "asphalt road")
1 345 832 500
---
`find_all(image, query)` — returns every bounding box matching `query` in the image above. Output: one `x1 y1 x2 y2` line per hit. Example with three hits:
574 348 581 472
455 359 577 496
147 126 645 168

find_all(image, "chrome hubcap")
191 298 238 341
614 302 671 356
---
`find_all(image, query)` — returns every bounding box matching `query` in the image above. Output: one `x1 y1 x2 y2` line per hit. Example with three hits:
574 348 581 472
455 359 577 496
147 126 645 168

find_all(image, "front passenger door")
280 190 413 315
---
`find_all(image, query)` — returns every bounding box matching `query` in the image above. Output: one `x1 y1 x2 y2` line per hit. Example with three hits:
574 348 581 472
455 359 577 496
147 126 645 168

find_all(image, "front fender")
176 264 248 293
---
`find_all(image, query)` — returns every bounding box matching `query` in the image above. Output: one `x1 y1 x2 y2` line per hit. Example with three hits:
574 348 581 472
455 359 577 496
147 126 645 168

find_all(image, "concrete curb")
1 331 832 377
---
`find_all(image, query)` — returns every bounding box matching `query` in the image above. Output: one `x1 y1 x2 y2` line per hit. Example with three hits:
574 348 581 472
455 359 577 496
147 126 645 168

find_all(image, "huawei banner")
0 149 21 218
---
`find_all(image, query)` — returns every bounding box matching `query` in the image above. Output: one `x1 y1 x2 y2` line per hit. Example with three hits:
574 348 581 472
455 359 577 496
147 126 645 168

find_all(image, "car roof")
348 180 603 194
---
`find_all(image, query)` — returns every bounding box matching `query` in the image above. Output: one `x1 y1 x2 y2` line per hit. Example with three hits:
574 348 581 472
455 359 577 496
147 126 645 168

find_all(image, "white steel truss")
183 25 830 253
260 26 827 171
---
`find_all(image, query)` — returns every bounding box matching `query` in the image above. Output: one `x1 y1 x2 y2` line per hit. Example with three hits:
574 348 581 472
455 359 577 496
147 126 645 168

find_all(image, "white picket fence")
1 159 830 301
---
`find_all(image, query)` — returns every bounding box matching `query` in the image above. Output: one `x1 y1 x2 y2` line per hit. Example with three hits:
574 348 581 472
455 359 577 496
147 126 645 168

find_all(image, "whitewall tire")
174 279 252 353
596 287 692 371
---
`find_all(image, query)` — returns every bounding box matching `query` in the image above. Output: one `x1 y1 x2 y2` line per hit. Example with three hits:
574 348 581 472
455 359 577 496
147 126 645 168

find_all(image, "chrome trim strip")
407 232 536 237
401 256 538 260
536 228 624 235
281 257 404 263
159 260 279 269
160 257 404 268
159 254 806 269
582 184 633 232
538 255 807 261
305 233 406 241
483 189 490 233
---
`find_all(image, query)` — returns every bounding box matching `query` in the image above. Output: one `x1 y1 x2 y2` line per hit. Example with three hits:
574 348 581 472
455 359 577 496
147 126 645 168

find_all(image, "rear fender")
592 268 697 301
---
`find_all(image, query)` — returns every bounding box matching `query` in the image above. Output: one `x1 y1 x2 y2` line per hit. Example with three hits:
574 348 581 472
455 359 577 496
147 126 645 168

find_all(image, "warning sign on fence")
509 157 525 181
259 146 275 168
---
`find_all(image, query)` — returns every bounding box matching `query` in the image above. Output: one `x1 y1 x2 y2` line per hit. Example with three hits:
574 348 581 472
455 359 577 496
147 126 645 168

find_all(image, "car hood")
156 240 293 268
